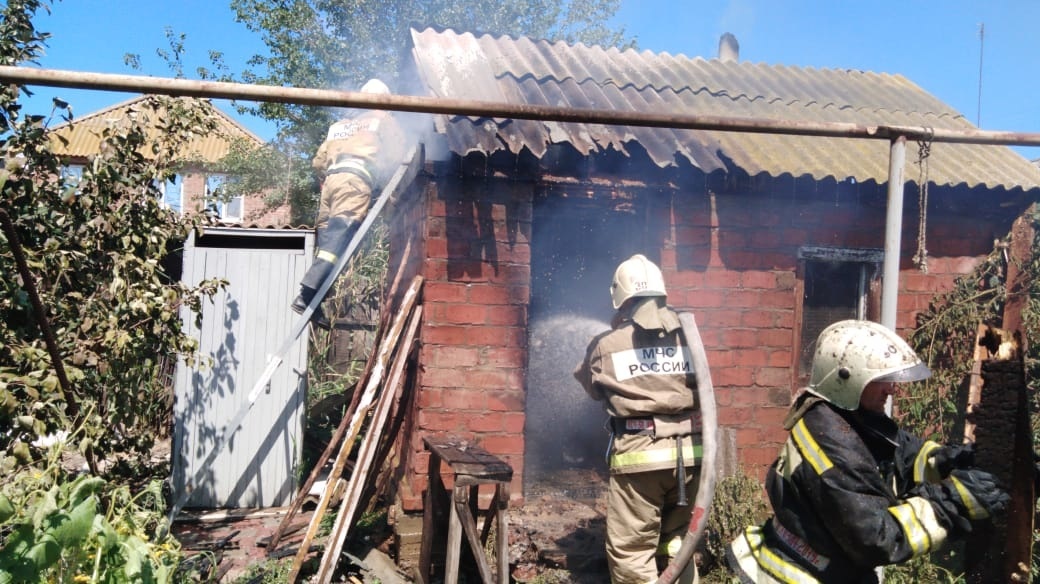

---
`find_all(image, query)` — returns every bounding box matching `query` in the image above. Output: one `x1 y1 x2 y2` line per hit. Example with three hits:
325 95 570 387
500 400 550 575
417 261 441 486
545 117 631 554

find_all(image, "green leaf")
50 496 96 547
0 493 14 523
69 476 106 505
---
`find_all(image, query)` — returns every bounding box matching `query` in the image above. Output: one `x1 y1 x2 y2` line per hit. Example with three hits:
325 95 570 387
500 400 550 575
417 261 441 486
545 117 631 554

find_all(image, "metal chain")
912 131 933 273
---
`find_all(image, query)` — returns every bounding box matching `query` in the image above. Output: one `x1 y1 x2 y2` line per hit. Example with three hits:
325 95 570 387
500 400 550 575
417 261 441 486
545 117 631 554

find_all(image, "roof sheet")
48 95 264 165
410 27 1040 191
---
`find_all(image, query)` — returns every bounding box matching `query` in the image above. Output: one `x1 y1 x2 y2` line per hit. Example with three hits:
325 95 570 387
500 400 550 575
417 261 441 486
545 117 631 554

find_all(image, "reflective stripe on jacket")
735 398 951 583
573 306 700 474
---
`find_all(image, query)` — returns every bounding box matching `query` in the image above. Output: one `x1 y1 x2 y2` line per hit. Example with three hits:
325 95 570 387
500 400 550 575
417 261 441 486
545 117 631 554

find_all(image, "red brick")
715 367 754 387
502 412 525 433
418 387 443 408
481 434 524 455
423 282 469 303
467 413 503 432
421 366 470 389
486 305 526 326
469 284 529 305
735 427 761 447
419 411 463 432
717 405 753 426
465 326 526 348
767 350 795 368
443 388 488 410
428 346 481 368
741 446 780 466
729 348 769 368
753 406 790 429
442 303 488 325
426 237 449 259
482 347 526 368
740 310 777 328
702 309 742 328
420 325 463 347
704 270 742 289
687 289 726 308
757 328 792 349
754 367 790 388
731 386 769 407
721 329 758 349
486 390 524 412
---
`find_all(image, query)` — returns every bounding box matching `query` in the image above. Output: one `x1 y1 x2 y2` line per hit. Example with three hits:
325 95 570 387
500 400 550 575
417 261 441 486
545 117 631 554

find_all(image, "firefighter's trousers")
607 468 699 584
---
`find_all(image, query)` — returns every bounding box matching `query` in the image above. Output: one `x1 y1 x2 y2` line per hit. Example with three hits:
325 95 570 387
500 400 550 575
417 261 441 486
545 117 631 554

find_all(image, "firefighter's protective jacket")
729 393 965 583
312 109 404 188
573 303 701 474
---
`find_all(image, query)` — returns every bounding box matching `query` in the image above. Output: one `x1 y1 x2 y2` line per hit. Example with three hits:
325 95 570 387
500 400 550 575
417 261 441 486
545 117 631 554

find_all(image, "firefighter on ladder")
291 78 405 328
574 254 702 584
727 320 1009 583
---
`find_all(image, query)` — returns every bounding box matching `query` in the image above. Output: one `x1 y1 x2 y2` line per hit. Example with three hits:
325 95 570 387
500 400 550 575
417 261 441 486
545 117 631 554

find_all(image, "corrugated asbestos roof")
410 27 1040 191
48 95 264 164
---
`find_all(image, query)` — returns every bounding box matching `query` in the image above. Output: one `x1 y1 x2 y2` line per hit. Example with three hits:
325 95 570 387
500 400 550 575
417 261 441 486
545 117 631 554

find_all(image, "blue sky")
18 1 1040 157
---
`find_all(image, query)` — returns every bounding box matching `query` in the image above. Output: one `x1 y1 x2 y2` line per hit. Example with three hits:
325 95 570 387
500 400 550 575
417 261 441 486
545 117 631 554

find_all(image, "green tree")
1 0 219 498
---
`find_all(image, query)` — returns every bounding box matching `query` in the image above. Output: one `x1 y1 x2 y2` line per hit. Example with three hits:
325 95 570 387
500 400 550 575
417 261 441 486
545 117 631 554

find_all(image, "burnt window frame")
793 246 884 388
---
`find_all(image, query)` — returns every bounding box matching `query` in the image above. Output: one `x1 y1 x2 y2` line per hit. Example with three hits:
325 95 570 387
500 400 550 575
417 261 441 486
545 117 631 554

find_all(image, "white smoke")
525 313 612 479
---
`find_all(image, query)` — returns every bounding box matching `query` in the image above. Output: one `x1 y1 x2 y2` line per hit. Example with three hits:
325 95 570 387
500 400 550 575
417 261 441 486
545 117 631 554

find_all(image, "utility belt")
611 412 702 437
326 156 374 187
610 411 702 506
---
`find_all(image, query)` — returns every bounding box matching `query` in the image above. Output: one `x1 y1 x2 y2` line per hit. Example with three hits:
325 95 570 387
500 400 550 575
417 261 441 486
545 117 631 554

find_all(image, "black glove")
947 468 1009 519
912 468 1008 535
933 443 976 477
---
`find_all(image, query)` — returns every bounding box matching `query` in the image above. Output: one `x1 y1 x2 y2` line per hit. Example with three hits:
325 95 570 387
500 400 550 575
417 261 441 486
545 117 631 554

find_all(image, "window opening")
797 247 882 382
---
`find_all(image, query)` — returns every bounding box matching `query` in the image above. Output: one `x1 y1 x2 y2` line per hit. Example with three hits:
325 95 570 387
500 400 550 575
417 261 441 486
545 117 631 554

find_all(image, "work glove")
932 442 976 477
912 468 1008 534
947 468 1009 518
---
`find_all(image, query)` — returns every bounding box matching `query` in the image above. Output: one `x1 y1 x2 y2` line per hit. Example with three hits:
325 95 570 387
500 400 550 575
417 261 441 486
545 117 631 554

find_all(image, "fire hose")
657 311 718 584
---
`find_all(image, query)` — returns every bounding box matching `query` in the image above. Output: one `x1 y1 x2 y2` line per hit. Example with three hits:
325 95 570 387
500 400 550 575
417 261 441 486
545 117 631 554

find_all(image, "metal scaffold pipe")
4 66 1040 147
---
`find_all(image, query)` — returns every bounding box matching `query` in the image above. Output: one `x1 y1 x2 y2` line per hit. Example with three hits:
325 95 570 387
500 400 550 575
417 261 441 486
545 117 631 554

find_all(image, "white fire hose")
657 312 718 584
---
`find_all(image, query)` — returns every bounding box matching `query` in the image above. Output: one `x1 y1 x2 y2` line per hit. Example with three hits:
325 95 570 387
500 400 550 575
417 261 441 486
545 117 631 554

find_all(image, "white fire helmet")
360 78 390 95
807 319 931 410
610 254 667 309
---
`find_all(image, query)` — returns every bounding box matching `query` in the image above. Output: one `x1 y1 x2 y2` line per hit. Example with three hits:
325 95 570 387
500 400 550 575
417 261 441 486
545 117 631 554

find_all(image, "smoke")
524 313 612 479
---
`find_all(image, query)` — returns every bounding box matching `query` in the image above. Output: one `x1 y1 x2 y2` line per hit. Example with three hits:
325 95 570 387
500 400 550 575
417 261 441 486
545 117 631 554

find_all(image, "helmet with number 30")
610 254 667 309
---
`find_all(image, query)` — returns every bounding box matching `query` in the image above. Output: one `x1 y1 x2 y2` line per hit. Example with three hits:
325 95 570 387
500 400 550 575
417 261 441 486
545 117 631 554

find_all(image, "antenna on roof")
976 22 985 127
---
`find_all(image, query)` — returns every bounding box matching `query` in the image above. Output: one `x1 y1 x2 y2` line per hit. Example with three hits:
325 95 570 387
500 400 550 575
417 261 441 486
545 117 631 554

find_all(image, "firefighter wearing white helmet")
575 254 701 584
291 78 406 328
728 320 1008 583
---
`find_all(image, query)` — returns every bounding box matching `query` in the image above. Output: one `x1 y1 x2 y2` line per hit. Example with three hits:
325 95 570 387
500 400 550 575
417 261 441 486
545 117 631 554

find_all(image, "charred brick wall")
392 169 1021 510
395 176 533 511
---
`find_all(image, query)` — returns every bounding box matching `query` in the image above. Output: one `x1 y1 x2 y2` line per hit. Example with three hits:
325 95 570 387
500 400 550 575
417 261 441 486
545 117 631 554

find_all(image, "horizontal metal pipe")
4 65 1040 147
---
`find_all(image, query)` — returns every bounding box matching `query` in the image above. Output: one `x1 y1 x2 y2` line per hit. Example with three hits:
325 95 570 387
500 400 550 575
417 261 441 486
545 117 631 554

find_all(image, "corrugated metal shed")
410 27 1040 191
48 95 264 164
171 226 312 508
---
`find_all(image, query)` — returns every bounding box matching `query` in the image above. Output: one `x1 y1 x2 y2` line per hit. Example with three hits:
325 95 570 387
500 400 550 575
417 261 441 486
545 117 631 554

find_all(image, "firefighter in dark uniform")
728 319 1009 583
574 254 701 584
291 78 405 328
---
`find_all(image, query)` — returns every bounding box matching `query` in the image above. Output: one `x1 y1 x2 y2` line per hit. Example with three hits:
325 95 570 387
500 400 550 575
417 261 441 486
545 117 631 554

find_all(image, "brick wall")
391 168 1022 509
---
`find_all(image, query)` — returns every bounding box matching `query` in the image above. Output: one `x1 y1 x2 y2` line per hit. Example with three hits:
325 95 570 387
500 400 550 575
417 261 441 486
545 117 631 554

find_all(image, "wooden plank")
286 277 423 582
418 451 443 584
965 324 1027 583
424 441 513 481
1001 213 1035 583
314 303 424 583
268 229 416 552
454 487 495 583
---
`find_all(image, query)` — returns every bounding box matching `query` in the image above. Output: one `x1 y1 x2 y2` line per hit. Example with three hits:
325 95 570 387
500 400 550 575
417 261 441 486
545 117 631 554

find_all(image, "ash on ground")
509 468 610 583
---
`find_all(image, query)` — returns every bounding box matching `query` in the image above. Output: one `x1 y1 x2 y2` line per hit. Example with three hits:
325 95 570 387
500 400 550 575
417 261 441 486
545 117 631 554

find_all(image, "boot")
291 285 332 330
